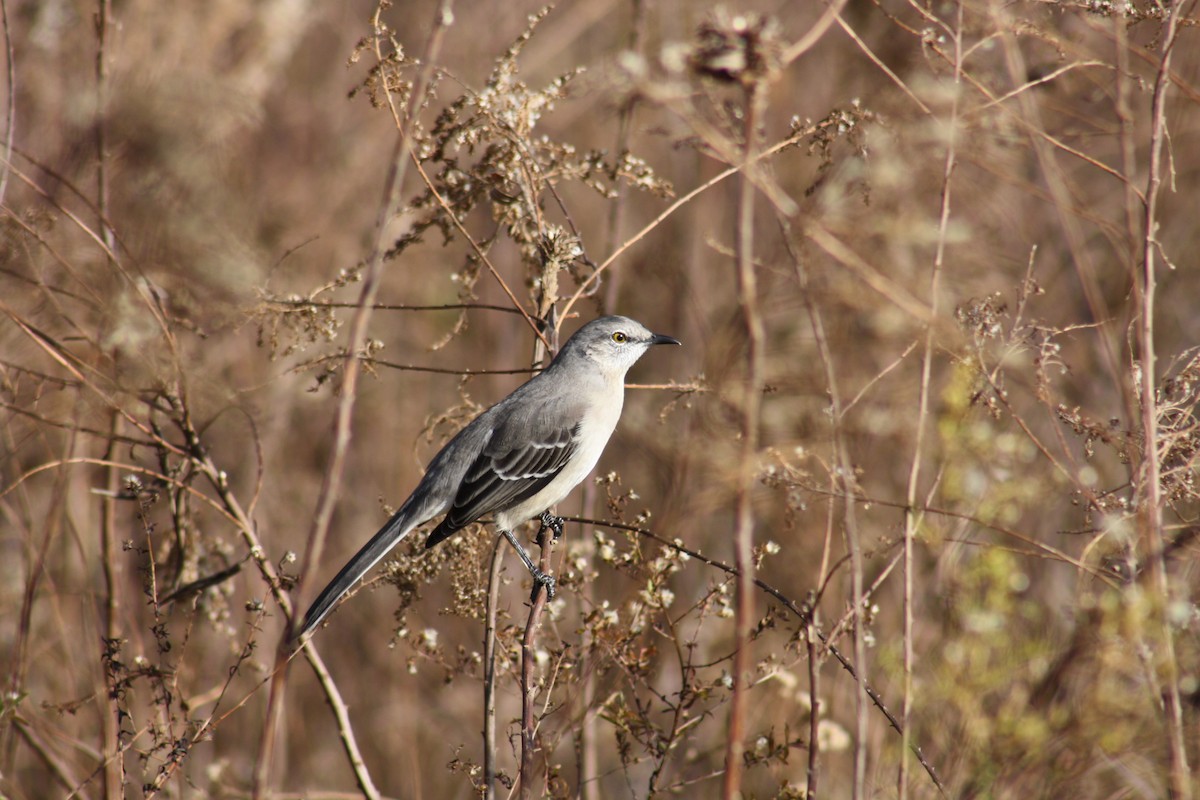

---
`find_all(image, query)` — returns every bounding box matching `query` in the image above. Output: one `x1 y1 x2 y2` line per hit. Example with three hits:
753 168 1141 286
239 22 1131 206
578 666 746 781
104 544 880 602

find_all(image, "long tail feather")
293 510 416 641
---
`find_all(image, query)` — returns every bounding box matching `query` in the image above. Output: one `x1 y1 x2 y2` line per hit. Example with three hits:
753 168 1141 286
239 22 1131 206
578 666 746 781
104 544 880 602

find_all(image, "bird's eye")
611 332 627 344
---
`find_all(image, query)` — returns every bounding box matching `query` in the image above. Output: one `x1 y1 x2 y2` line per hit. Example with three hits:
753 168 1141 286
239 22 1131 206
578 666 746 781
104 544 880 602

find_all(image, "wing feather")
425 415 582 548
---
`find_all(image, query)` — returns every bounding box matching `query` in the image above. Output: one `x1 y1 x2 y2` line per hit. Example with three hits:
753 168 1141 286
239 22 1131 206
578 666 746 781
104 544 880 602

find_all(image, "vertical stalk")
601 0 646 314
100 410 124 800
94 0 114 252
519 578 551 799
0 0 17 204
518 321 559 799
900 4 961 797
483 538 505 800
1136 5 1190 797
721 80 765 800
578 487 600 800
781 216 858 799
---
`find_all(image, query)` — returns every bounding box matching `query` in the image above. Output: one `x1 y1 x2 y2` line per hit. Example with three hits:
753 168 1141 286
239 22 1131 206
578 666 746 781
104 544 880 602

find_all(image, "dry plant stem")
806 623 822 796
899 5 960 797
100 411 124 800
845 505 867 800
600 0 644 313
8 407 76 718
269 299 524 314
833 12 930 115
519 535 555 799
0 0 15 203
779 218 854 799
484 538 505 800
94 0 114 252
12 717 80 793
294 645 381 800
517 324 559 799
721 81 765 800
576 486 600 800
806 225 934 325
785 215 868 799
1135 4 1190 797
782 0 849 65
255 4 453 798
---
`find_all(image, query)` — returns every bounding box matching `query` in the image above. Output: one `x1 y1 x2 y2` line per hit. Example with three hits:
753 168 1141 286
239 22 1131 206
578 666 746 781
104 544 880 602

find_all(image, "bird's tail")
292 510 417 643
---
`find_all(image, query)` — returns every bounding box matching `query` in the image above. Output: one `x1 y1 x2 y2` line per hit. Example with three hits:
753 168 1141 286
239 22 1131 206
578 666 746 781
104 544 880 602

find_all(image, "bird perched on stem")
293 315 680 641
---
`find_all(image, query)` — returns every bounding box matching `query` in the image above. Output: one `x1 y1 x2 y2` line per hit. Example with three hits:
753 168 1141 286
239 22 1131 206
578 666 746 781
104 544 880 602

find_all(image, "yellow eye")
612 331 628 344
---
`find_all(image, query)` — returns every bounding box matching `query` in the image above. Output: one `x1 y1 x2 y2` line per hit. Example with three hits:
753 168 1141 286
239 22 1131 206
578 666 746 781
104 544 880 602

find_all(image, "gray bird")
294 315 680 640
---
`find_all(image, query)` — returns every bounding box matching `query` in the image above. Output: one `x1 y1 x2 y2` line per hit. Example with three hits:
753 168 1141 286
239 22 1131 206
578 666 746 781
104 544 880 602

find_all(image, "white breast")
494 385 624 531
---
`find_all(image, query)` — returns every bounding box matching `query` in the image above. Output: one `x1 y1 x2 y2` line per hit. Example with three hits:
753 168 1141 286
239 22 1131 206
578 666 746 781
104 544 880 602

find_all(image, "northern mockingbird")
294 315 680 640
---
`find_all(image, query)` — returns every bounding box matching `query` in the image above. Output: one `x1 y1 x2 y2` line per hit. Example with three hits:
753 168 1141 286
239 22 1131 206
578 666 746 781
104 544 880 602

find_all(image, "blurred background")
2 0 1198 797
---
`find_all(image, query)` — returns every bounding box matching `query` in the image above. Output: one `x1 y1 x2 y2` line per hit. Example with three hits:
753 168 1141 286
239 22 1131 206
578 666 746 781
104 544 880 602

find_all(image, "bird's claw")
530 569 557 603
539 510 565 541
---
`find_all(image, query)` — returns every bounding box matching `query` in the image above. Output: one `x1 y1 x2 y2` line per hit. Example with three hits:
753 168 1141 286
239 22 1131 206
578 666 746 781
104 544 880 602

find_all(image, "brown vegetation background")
2 0 1199 798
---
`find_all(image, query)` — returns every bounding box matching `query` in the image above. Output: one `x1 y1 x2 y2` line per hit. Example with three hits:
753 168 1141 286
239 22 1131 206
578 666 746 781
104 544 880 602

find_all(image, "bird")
293 315 681 641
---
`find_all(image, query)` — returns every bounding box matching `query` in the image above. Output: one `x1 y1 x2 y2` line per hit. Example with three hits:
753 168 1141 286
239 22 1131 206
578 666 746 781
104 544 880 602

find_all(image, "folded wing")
425 418 582 548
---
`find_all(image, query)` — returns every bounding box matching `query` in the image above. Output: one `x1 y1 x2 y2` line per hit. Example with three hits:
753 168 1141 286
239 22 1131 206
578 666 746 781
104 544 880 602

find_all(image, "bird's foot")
539 510 565 541
529 569 557 603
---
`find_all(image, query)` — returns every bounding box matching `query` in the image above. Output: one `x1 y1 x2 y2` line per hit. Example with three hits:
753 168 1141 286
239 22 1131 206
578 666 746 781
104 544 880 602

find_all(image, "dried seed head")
690 10 782 85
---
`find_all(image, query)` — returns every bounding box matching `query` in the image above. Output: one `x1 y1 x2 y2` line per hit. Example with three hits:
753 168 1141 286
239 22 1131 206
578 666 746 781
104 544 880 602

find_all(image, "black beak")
651 333 682 347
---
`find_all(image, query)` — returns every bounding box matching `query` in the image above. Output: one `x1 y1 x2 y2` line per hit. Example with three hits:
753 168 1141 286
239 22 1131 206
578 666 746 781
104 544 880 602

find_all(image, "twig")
483 537 505 800
987 4 1127 420
721 78 765 800
295 352 537 377
516 313 559 798
518 527 555 799
1133 3 1192 797
99 410 125 800
778 212 860 799
782 0 849 65
601 0 647 315
94 0 115 253
899 4 961 797
833 12 931 115
0 0 15 204
264 298 524 315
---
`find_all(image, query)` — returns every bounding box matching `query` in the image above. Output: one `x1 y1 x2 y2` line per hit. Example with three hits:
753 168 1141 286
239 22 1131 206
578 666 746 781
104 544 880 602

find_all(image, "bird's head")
561 315 681 378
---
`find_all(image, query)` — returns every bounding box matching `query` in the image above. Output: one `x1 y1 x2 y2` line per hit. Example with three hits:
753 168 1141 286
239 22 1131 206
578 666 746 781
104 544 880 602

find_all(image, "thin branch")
721 78 765 800
1133 3 1192 797
518 528 556 799
782 0 849 65
264 298 524 315
0 0 15 204
834 12 931 115
900 4 960 795
483 538 505 800
99 411 125 800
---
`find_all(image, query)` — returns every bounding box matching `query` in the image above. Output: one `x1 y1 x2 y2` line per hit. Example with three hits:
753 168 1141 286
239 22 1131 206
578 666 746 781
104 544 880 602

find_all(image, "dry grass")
2 1 1199 798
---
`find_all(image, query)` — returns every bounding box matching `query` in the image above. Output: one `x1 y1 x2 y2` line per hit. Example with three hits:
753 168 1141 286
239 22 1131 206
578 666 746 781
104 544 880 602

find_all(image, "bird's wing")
425 407 583 548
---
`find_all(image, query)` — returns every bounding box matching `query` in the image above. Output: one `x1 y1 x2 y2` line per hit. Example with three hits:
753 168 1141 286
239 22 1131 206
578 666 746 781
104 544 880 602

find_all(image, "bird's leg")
538 509 565 541
501 529 556 601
